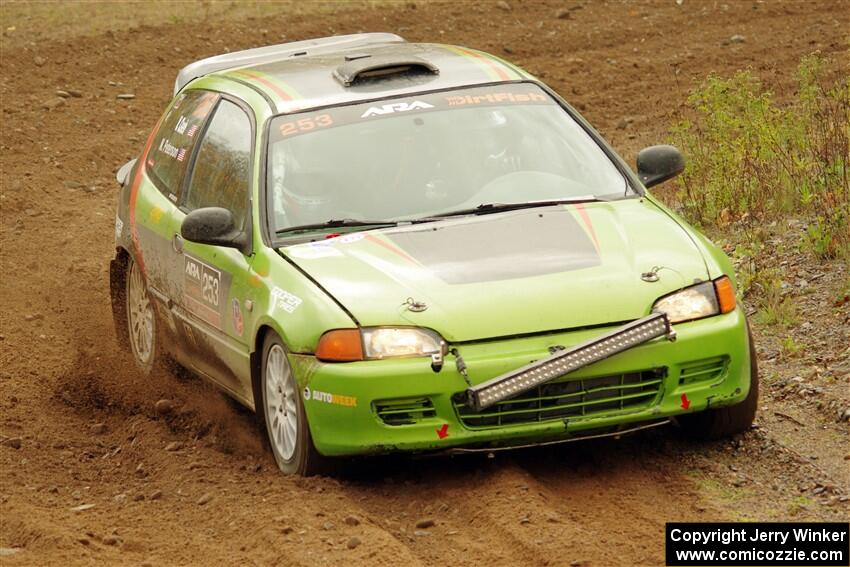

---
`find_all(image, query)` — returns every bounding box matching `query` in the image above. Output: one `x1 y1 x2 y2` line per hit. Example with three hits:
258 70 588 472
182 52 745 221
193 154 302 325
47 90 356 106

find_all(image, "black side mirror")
181 207 247 252
636 145 685 188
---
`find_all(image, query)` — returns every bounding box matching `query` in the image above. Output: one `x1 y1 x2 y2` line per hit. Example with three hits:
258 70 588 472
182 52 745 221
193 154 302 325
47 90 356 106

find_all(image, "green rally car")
110 33 758 475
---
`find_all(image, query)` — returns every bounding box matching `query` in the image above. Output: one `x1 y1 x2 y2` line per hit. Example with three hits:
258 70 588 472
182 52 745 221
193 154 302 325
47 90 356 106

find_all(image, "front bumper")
294 308 751 457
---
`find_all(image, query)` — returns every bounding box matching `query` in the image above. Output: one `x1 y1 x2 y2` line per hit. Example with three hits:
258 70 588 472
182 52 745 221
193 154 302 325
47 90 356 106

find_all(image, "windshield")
267 83 630 234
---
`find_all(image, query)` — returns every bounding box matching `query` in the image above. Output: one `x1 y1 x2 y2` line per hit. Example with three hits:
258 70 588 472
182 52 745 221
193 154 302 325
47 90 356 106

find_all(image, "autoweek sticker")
303 387 357 408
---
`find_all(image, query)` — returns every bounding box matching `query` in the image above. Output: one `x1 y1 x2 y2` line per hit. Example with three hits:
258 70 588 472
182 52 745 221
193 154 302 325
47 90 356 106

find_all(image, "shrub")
670 54 849 259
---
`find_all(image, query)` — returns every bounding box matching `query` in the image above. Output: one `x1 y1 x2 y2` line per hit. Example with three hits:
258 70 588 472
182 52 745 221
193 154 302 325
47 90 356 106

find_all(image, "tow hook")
430 351 444 373
450 348 472 387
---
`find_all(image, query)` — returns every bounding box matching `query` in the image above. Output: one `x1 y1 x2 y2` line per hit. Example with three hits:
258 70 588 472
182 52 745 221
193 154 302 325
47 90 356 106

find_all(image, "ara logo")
361 101 434 118
185 260 201 280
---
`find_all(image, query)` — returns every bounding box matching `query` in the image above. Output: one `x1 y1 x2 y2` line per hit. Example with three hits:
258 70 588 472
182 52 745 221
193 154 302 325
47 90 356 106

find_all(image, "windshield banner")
270 83 555 143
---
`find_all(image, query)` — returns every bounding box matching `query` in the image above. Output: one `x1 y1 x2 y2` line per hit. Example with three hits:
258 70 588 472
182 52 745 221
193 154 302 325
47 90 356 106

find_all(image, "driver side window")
183 99 252 231
147 90 219 201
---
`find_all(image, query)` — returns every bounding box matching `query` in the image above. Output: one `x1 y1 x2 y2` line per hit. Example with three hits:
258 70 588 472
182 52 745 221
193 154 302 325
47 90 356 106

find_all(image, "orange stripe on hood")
573 203 600 253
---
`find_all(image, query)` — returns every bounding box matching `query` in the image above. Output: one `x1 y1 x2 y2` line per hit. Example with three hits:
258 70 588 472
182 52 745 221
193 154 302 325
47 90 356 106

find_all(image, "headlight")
316 327 445 361
652 276 736 324
362 328 443 359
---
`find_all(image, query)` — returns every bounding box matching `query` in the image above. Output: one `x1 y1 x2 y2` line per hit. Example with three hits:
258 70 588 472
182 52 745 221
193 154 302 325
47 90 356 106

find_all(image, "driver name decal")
158 137 180 159
184 256 222 329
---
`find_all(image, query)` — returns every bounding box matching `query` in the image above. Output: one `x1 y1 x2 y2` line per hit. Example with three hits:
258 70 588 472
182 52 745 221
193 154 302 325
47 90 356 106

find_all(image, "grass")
779 335 803 359
669 54 849 262
693 476 752 503
663 53 848 331
752 273 798 329
787 495 814 516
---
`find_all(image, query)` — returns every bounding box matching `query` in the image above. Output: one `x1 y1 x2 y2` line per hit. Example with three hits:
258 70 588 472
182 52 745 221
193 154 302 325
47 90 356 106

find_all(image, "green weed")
670 54 849 260
752 271 797 328
787 495 814 516
780 336 803 359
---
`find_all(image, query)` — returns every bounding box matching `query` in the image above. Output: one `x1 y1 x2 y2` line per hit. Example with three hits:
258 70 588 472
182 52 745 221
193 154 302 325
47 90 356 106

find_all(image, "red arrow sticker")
436 424 449 439
680 393 691 410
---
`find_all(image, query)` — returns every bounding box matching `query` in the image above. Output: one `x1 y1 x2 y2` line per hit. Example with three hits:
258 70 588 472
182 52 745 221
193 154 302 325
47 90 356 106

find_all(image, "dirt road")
1 1 848 565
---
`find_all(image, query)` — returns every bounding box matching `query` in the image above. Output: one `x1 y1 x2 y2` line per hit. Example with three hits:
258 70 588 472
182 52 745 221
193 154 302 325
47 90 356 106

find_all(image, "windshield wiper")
430 197 607 219
276 197 612 235
275 218 429 236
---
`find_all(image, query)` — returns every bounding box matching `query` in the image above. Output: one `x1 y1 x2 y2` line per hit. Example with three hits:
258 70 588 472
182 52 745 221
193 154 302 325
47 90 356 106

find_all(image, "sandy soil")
1 1 848 565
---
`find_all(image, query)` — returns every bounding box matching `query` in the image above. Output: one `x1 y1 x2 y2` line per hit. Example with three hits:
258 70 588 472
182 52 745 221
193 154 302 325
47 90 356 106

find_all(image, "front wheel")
678 323 759 440
259 332 328 475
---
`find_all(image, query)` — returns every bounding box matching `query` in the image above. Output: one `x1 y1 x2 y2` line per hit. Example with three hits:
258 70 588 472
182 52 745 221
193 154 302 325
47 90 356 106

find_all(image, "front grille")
455 370 664 429
374 397 436 426
678 356 728 386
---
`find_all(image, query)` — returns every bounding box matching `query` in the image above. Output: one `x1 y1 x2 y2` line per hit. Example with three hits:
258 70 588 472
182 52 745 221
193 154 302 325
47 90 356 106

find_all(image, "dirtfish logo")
361 101 434 118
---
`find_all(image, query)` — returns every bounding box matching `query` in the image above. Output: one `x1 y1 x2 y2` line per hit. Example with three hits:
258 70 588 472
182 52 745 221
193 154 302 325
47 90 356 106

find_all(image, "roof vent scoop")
333 55 439 87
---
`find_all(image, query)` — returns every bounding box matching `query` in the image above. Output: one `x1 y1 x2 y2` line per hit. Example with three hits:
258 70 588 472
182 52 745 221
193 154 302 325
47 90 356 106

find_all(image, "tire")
678 323 759 440
125 256 166 376
259 331 328 476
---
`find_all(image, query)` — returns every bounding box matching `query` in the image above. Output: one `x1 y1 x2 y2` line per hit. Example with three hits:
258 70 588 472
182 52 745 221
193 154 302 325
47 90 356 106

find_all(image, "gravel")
154 399 173 415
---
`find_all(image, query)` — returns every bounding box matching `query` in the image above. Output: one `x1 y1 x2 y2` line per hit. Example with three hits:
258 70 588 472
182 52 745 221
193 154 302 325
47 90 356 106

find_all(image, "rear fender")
109 248 130 351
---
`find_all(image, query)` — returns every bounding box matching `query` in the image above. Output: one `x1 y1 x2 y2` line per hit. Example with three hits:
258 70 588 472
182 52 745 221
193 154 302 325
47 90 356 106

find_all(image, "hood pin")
403 297 428 312
641 267 661 283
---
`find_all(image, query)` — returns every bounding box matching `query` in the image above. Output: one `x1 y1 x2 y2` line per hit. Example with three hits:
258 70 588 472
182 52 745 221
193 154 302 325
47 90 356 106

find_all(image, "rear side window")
183 100 252 231
146 90 219 200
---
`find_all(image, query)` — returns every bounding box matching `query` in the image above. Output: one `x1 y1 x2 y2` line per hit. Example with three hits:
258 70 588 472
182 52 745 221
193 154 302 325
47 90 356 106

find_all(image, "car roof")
176 33 531 114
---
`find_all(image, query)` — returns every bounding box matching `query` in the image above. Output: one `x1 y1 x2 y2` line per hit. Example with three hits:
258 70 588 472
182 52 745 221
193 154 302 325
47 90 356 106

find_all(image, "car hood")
279 199 709 342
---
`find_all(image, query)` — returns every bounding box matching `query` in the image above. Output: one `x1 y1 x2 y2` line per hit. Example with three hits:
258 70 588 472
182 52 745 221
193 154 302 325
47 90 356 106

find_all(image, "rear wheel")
678 324 759 440
259 332 328 475
125 257 165 375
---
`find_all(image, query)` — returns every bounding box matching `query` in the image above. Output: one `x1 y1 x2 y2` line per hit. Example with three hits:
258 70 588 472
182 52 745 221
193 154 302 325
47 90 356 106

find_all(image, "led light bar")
465 313 674 412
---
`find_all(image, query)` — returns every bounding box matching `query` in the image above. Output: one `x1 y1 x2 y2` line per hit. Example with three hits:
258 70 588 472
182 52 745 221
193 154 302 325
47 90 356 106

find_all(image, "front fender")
248 249 356 356
644 193 737 287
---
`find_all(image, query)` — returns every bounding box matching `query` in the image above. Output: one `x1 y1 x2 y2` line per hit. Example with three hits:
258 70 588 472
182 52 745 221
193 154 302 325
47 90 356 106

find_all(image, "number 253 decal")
184 256 223 329
278 114 333 136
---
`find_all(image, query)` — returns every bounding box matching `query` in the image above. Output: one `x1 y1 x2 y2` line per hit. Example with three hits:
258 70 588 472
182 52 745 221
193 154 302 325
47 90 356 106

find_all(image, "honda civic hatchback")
110 33 757 475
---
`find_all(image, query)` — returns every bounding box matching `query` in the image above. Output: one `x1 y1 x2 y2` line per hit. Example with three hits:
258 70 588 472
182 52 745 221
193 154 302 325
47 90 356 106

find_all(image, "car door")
130 90 220 352
167 97 256 402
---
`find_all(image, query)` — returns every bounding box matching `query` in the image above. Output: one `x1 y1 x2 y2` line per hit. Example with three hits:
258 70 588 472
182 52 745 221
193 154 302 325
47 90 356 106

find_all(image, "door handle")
172 234 184 254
